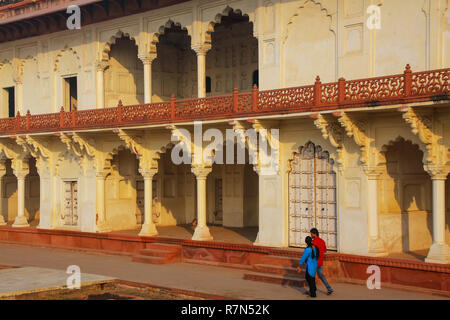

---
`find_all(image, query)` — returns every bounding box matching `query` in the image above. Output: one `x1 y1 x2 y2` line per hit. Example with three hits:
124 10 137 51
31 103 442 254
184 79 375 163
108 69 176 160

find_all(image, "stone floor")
113 225 259 245
0 243 446 300
0 266 114 298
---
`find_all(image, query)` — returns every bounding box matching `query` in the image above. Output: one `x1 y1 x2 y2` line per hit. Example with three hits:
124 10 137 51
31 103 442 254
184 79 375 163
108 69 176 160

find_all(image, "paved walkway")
0 267 114 298
0 243 446 300
107 225 258 245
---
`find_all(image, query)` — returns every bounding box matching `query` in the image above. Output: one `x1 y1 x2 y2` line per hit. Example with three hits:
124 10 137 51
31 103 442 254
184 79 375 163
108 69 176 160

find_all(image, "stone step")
258 255 300 267
184 259 255 271
243 272 307 288
145 243 182 252
132 255 169 264
253 263 304 276
132 255 181 264
139 248 179 259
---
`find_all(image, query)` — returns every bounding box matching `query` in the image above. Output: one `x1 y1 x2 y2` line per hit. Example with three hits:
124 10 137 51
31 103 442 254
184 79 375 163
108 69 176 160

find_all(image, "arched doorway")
288 142 337 249
104 36 144 107
152 21 197 101
206 8 258 95
381 138 433 254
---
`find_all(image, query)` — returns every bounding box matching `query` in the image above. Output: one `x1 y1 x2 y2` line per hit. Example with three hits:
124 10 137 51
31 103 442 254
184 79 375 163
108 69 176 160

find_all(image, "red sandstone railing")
0 65 448 136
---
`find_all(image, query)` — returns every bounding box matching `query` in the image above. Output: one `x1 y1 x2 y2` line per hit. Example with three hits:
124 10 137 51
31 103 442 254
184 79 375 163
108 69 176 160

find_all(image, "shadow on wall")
1 159 15 223
446 175 450 244
25 157 40 222
384 138 432 254
105 36 144 107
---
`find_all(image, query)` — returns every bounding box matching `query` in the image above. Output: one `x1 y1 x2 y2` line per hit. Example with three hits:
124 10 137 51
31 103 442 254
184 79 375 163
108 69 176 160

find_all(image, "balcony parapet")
0 65 448 136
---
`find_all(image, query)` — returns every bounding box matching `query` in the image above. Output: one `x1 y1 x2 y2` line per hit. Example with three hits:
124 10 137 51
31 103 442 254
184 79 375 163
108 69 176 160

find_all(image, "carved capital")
424 164 449 180
191 165 212 179
11 159 29 179
138 54 157 65
139 167 158 179
192 44 211 56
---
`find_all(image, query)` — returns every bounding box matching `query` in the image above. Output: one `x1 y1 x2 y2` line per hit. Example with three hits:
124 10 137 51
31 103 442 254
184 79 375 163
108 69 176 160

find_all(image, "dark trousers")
305 267 317 297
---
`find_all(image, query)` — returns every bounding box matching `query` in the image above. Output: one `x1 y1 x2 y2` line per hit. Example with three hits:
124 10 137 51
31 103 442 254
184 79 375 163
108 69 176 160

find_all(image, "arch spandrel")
147 19 192 56
53 47 82 76
283 0 337 45
202 5 257 48
100 28 141 62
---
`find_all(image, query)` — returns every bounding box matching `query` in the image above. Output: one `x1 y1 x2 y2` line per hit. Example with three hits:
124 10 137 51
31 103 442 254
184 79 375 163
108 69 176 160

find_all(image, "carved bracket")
0 139 24 160
313 114 345 170
72 133 96 158
117 129 159 173
402 107 448 178
337 112 370 166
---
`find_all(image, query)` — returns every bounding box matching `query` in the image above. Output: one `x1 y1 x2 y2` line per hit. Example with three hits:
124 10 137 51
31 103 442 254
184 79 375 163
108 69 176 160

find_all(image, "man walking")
310 228 333 295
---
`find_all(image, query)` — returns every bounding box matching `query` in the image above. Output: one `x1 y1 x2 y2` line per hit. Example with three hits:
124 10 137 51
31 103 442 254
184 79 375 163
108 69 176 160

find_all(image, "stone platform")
0 267 115 298
0 226 449 297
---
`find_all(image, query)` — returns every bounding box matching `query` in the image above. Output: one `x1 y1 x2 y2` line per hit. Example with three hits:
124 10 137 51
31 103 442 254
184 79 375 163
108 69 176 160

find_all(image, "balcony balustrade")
0 65 448 136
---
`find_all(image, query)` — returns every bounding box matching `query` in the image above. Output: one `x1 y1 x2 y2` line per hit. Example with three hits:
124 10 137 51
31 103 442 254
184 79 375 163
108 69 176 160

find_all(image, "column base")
253 232 260 246
96 221 112 233
12 216 29 228
425 243 450 264
0 215 6 226
192 225 213 241
139 223 158 237
367 237 388 257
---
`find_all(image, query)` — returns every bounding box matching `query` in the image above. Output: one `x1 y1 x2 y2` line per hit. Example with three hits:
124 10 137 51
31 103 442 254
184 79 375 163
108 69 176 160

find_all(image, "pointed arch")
283 0 335 45
54 47 81 73
205 6 252 47
149 20 190 55
102 30 139 62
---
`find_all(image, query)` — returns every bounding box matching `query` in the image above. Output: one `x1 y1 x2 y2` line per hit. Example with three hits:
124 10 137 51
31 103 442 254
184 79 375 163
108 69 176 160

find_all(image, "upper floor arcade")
0 0 448 117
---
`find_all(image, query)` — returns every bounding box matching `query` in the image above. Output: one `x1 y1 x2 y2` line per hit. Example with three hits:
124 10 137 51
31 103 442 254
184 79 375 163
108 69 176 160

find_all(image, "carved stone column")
95 61 108 109
425 172 450 264
96 171 111 232
139 55 156 104
401 107 450 263
12 160 29 227
191 165 213 241
365 169 387 256
0 160 6 226
36 159 53 230
14 79 23 114
251 121 283 247
139 168 159 236
193 45 210 98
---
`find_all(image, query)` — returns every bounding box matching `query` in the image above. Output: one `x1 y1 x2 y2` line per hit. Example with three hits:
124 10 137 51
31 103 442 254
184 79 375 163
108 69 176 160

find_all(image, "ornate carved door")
288 142 337 250
63 181 78 226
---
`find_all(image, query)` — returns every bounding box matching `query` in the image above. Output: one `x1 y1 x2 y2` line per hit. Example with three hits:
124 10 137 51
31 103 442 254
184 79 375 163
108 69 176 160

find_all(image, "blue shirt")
299 247 318 277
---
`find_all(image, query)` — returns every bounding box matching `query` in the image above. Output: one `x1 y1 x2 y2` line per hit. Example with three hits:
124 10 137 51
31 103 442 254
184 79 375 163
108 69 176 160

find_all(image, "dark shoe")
327 290 333 295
